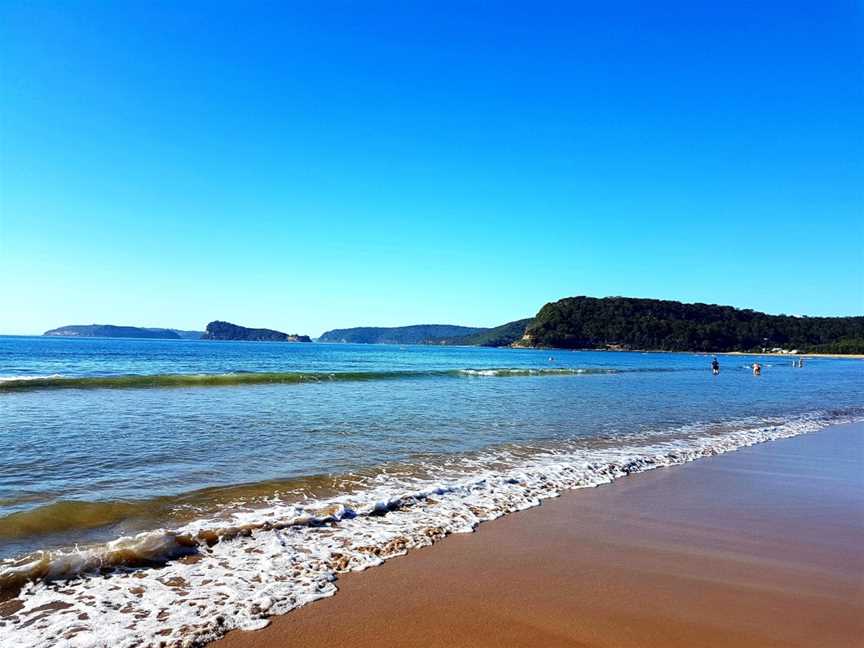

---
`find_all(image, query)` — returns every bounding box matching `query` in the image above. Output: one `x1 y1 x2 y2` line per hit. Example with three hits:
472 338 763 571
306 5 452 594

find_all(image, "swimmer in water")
711 356 720 375
753 362 762 376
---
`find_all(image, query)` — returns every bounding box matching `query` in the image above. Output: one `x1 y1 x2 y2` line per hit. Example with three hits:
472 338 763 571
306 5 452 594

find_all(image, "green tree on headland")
520 296 864 353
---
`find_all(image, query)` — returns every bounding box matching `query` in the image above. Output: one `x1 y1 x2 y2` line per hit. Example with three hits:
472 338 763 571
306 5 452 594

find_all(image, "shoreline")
6 334 863 360
717 350 864 359
2 416 860 647
502 342 864 359
212 422 864 648
555 347 864 359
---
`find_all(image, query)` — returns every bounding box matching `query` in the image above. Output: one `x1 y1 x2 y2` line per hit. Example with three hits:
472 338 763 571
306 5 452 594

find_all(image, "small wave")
458 367 619 377
0 500 151 541
0 474 359 545
0 367 684 392
0 371 434 392
1 410 859 648
0 374 63 383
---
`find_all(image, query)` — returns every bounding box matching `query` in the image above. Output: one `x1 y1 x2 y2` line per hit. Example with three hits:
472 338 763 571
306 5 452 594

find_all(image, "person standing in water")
711 356 720 375
753 362 762 376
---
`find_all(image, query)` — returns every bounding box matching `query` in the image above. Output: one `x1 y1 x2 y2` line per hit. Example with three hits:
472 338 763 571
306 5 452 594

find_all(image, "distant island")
44 325 203 340
517 296 864 354
203 321 311 342
318 324 486 345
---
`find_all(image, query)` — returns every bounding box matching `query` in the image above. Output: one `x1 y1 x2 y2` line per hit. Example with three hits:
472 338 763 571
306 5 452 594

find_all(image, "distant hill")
43 325 204 339
520 296 864 353
432 319 533 347
318 324 484 345
166 329 204 340
203 321 311 342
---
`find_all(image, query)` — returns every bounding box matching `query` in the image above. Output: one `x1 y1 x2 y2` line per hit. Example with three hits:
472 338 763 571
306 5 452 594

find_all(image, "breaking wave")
1 409 860 648
0 367 677 392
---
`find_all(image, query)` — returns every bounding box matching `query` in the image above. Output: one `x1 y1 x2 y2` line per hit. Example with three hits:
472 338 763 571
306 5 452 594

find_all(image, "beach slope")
213 422 863 648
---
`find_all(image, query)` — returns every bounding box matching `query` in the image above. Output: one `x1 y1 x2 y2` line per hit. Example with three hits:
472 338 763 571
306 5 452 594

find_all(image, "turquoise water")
1 335 862 646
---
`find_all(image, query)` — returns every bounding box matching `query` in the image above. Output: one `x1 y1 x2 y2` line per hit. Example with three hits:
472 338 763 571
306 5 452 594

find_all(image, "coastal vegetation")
804 338 864 355
432 318 534 347
520 296 864 353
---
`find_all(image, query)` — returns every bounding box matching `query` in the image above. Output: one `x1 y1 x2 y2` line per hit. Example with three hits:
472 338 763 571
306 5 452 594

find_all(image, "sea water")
0 336 861 647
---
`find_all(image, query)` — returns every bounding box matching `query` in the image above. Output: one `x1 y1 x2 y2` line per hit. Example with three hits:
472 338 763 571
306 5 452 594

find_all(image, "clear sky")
1 2 862 336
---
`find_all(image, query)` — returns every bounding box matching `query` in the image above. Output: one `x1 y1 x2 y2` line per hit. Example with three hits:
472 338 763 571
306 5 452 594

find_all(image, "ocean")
0 335 862 647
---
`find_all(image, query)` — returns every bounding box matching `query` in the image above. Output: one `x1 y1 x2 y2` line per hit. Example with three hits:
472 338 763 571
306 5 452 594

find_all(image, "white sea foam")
0 411 859 648
0 374 63 383
457 367 610 376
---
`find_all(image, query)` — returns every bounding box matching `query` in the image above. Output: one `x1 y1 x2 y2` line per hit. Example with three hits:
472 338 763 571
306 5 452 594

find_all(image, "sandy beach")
720 351 864 360
213 422 863 648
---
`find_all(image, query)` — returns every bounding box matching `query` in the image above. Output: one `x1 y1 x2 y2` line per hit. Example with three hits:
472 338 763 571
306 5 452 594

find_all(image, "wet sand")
213 423 864 648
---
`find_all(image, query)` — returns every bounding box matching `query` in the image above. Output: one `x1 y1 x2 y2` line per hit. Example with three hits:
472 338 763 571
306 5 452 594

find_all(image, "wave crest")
0 366 675 392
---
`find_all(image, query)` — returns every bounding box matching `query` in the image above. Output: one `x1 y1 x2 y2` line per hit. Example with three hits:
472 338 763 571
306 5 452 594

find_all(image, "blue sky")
1 2 862 336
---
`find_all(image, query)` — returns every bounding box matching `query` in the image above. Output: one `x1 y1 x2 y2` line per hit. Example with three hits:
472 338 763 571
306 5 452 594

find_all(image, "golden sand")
212 423 864 648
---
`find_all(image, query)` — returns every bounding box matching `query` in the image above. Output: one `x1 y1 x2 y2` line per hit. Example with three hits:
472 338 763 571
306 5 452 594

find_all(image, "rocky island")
203 321 311 342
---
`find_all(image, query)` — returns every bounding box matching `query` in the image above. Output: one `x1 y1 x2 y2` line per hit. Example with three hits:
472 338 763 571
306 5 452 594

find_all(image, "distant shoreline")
718 350 864 359
519 345 864 359
7 334 864 357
